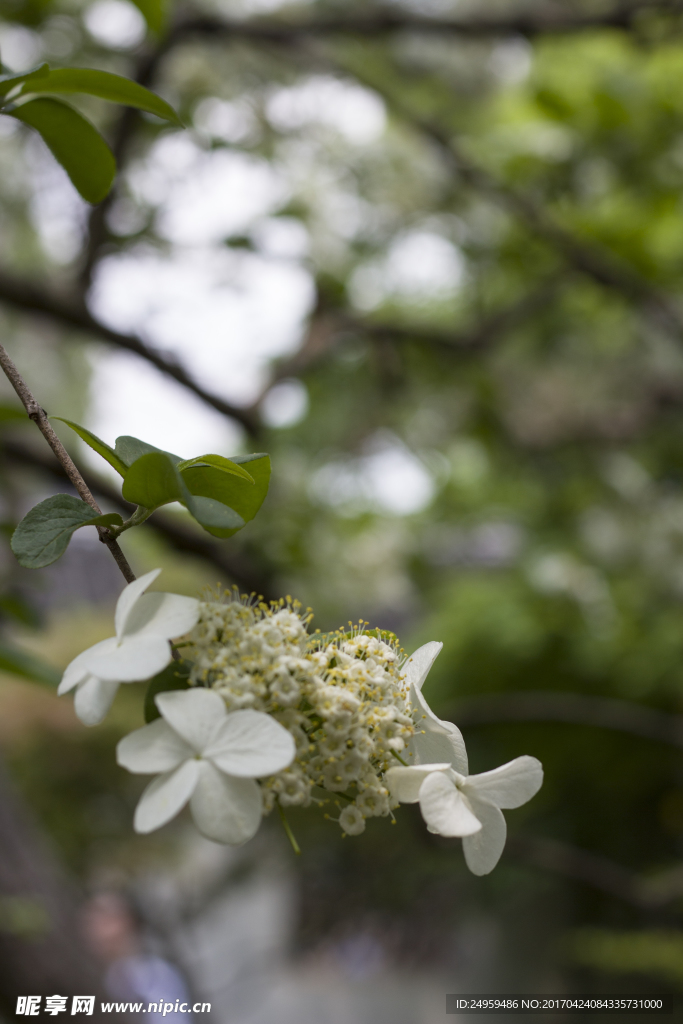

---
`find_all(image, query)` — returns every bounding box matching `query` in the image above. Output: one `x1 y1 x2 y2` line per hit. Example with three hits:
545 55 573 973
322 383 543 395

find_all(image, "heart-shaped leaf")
8 98 115 204
53 417 128 476
177 454 255 484
20 68 181 125
11 495 123 569
181 454 270 538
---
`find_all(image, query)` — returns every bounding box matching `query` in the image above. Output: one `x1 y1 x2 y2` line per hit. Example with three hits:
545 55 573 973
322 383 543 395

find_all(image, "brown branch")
350 274 566 352
0 344 135 583
167 2 683 46
508 834 683 910
80 43 177 291
0 271 259 435
451 691 683 748
248 274 566 413
3 437 274 598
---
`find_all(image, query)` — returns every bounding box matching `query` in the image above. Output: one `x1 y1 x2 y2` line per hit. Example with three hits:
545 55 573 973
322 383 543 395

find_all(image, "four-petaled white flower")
117 689 296 845
58 569 199 726
388 642 543 875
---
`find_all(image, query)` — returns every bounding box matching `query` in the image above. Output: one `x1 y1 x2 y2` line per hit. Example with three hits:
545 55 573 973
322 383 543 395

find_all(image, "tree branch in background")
3 438 274 598
80 43 178 291
0 344 135 583
248 274 567 412
451 691 683 748
508 834 683 911
0 271 259 436
345 74 683 345
168 2 683 46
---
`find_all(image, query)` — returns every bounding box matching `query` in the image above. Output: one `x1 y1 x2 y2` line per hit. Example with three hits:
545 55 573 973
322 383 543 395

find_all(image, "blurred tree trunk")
0 756 110 1020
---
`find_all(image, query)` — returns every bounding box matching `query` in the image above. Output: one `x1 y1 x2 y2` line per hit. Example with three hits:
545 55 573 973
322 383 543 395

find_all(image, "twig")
3 437 274 597
0 343 136 583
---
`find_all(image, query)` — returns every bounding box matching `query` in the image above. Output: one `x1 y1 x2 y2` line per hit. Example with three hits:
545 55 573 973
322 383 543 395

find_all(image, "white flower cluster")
186 591 415 837
58 573 544 874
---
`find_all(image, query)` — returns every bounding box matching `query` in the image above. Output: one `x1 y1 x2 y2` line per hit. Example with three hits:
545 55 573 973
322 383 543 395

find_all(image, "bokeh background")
1 0 683 1020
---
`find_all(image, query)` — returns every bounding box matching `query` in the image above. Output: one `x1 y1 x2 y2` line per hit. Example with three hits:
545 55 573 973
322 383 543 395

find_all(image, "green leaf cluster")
0 64 181 203
10 419 270 568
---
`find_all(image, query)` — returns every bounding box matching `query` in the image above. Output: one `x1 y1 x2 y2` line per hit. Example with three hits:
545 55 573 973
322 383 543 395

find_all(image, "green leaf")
10 494 123 569
185 495 244 531
8 98 115 204
0 641 60 688
20 68 182 125
121 451 187 509
177 453 255 484
181 454 270 538
130 0 166 36
0 62 49 99
144 661 191 723
115 435 181 468
120 451 246 532
52 417 128 477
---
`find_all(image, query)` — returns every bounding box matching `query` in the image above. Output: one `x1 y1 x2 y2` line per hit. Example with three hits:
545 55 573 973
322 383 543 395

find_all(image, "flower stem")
277 802 301 855
108 504 153 538
390 749 408 767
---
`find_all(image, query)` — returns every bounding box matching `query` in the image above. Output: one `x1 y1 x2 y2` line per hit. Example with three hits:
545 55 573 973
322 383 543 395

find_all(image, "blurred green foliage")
3 0 683 996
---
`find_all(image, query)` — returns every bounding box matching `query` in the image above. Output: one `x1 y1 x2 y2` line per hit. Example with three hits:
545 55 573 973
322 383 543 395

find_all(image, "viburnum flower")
389 640 543 875
117 689 296 845
58 569 199 726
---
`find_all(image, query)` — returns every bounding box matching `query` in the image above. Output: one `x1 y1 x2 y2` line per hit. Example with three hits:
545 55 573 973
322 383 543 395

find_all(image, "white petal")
155 689 226 752
204 710 295 777
401 641 443 694
418 771 482 837
133 759 200 833
117 719 194 774
115 568 162 640
81 635 171 682
73 676 120 726
58 641 109 695
409 718 469 776
462 796 507 876
385 764 451 804
402 643 468 774
190 761 262 845
122 592 199 641
463 756 543 810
